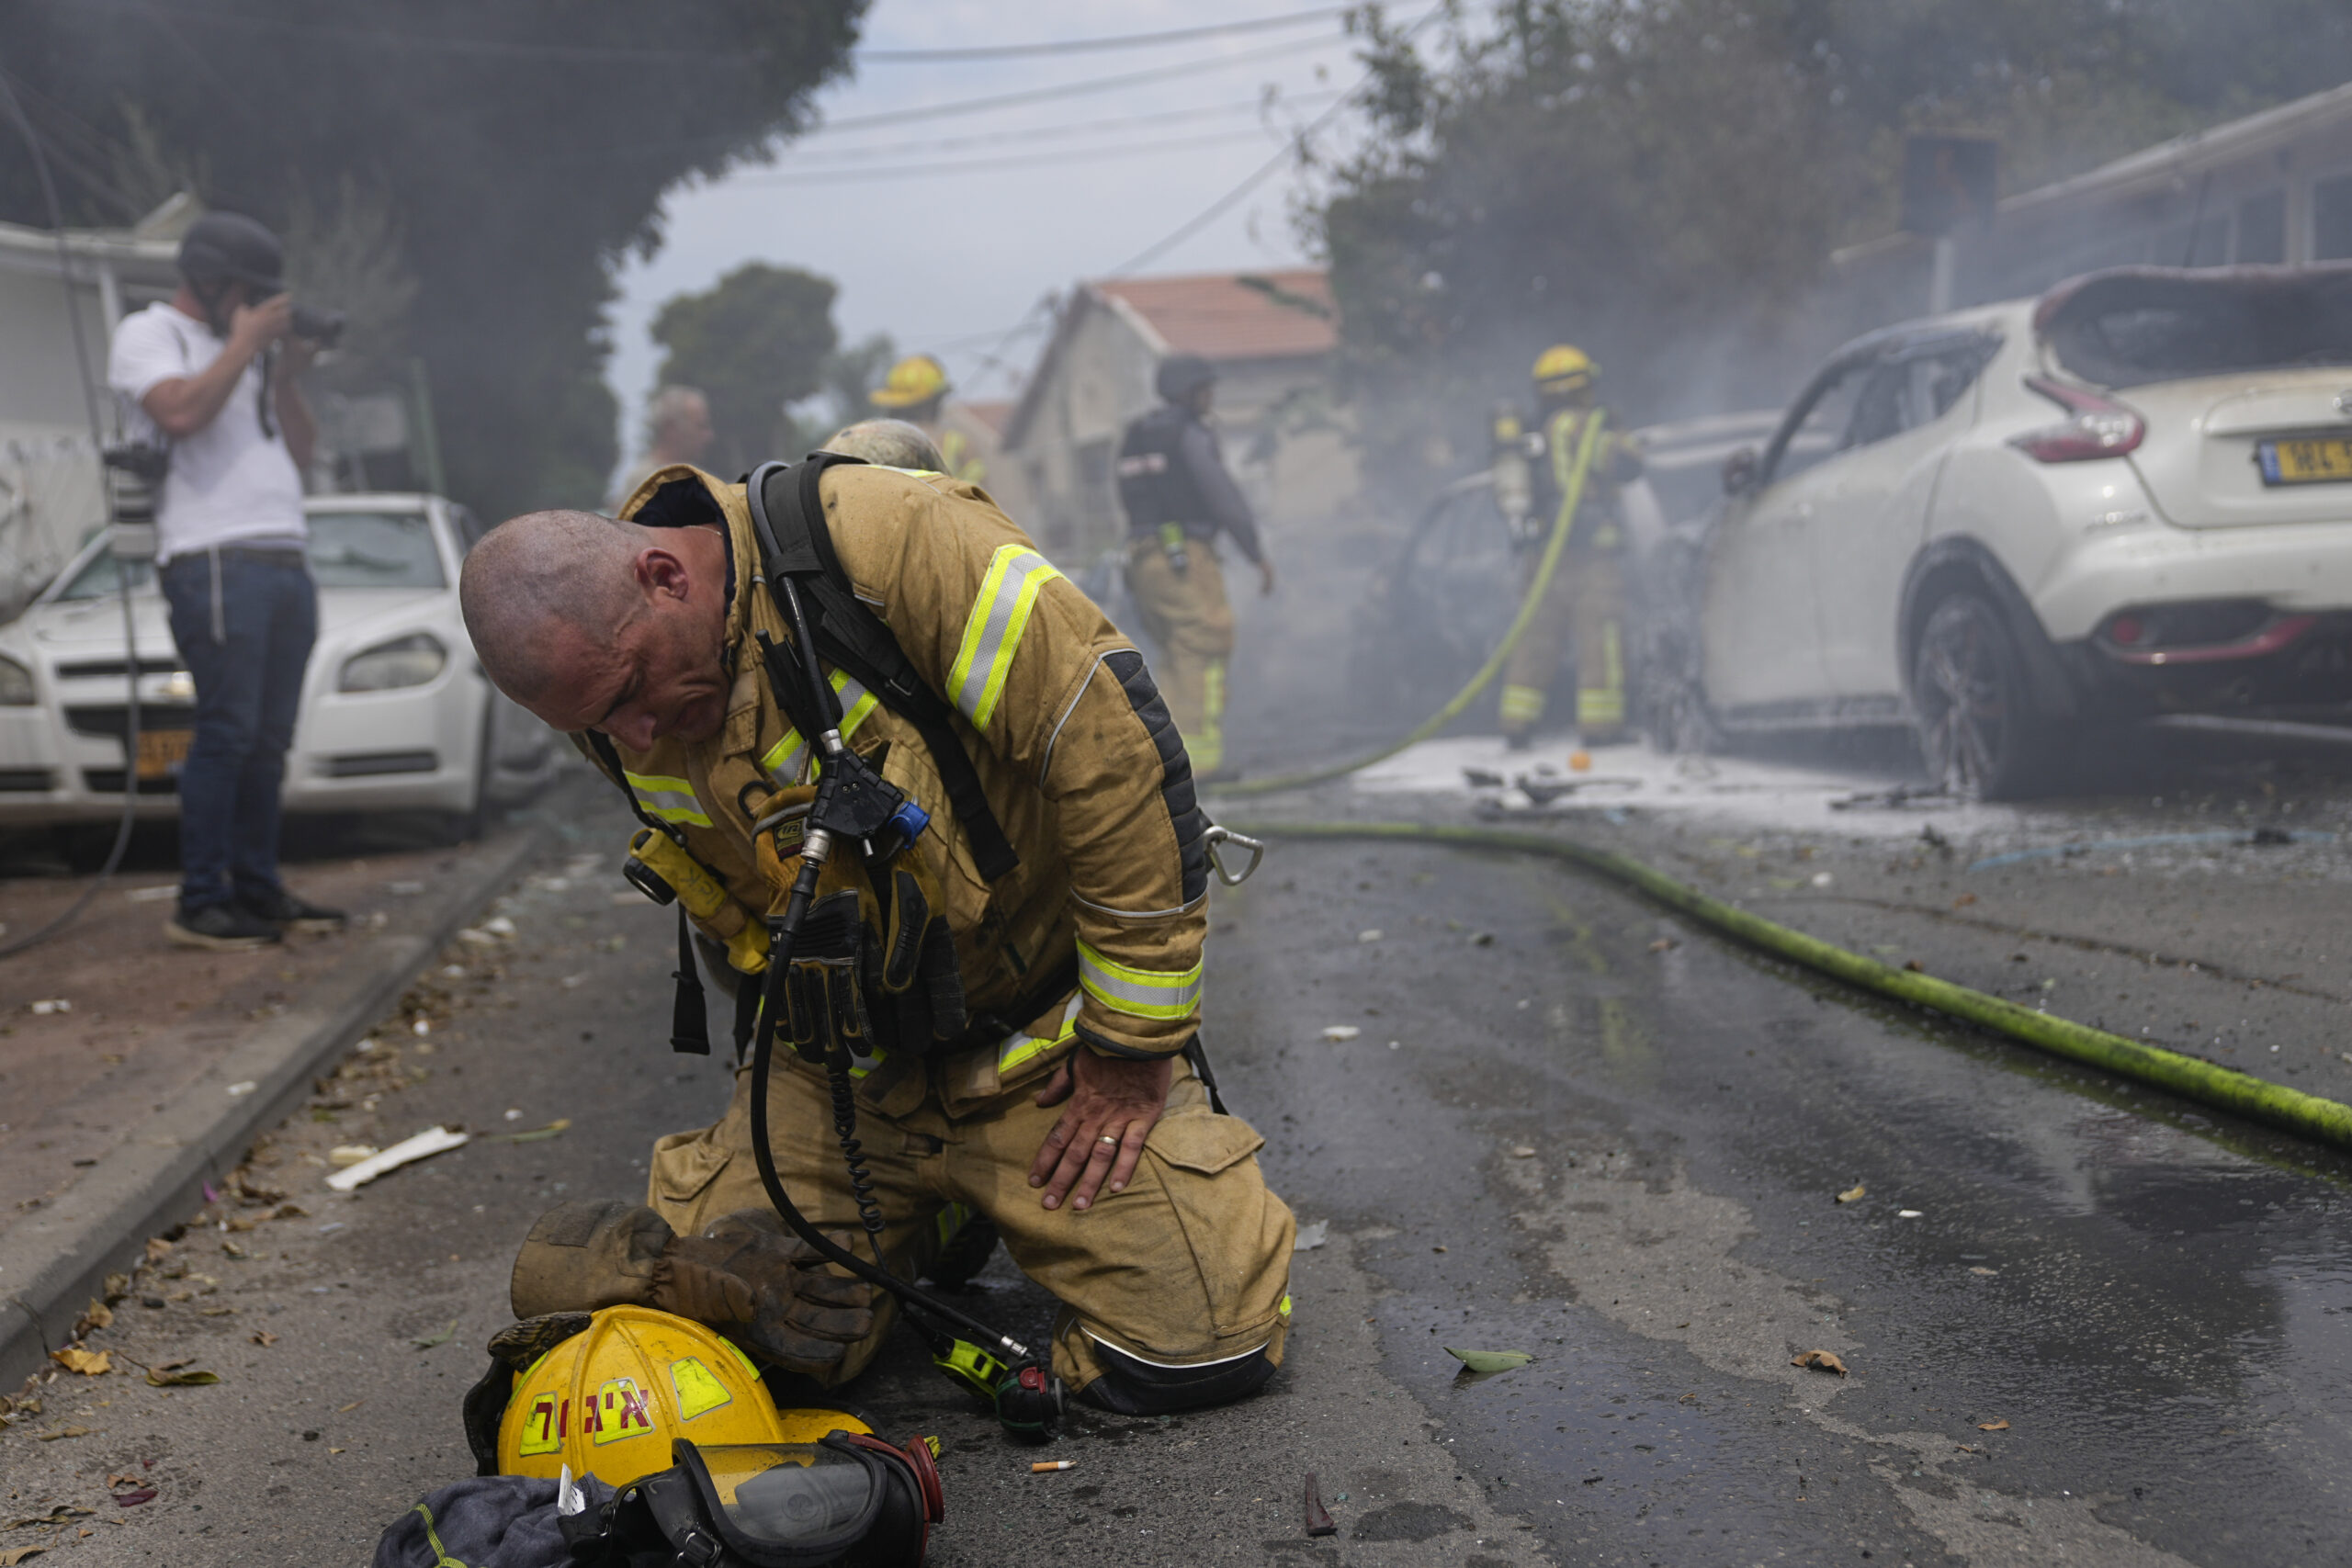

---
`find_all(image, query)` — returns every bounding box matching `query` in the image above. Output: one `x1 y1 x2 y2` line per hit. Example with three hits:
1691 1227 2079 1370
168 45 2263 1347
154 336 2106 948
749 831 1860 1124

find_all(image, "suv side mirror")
1721 446 1758 495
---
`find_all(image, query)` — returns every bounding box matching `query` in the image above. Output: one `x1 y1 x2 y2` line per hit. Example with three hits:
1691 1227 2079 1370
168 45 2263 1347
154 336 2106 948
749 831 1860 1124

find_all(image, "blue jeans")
160 548 317 911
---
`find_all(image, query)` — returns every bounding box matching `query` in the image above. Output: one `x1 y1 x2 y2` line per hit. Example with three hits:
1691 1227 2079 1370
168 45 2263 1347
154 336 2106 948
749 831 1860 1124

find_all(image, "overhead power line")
1106 5 1444 276
723 127 1284 188
817 31 1350 134
859 6 1360 62
782 89 1344 164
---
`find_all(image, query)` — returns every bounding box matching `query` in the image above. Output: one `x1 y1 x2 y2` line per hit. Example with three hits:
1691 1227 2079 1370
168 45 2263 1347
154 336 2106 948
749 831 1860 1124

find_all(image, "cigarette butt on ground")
1031 1460 1077 1473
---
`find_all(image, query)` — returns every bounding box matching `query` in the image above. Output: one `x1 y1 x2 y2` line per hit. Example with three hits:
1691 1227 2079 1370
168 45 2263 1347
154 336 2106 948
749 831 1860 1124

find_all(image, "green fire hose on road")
1232 820 2352 1154
1219 411 1608 797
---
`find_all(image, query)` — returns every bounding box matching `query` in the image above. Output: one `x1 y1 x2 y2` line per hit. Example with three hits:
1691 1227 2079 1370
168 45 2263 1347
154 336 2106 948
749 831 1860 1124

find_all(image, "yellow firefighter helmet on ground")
869 354 949 410
1532 344 1598 396
496 1306 872 1486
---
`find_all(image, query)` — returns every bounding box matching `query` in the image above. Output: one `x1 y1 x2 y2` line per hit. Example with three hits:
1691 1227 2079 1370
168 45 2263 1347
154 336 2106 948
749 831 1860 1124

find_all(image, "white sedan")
0 492 557 830
1647 263 2352 796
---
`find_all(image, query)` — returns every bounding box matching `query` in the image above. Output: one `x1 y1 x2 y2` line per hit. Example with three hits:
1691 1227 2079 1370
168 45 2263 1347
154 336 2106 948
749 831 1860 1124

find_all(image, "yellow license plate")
2260 436 2352 484
136 728 192 781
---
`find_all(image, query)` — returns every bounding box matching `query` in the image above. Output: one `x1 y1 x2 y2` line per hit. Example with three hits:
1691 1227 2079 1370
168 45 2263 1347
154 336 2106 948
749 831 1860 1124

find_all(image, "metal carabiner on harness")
1202 823 1264 886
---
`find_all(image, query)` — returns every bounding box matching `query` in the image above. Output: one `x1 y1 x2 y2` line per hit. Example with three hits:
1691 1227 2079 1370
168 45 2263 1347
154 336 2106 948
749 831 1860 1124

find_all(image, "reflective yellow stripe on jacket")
624 771 711 828
1076 942 1202 1021
758 669 881 786
948 544 1063 733
998 997 1082 1078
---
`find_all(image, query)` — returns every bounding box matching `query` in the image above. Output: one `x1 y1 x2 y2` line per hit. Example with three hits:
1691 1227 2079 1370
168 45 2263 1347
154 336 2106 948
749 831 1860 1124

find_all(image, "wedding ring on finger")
1098 1134 1120 1146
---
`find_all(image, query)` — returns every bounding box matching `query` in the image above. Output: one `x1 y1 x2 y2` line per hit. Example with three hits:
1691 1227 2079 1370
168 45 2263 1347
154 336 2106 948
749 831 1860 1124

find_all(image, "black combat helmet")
175 211 284 293
1154 354 1216 404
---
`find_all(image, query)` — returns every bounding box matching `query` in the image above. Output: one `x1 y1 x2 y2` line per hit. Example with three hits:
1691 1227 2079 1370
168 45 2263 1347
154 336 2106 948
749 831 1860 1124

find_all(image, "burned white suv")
1647 264 2352 796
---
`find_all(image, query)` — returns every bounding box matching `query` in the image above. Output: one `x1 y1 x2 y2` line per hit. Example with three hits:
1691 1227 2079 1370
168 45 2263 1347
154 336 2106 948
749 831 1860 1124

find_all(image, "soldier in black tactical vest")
1115 355 1273 779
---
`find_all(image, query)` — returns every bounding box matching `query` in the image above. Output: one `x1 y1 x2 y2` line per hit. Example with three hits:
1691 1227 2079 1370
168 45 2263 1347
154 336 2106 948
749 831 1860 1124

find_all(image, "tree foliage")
0 0 864 520
1315 0 2352 497
652 263 840 476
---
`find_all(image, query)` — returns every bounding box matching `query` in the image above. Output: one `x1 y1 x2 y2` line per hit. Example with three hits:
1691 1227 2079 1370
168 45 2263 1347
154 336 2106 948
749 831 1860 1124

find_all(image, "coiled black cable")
823 1040 889 1266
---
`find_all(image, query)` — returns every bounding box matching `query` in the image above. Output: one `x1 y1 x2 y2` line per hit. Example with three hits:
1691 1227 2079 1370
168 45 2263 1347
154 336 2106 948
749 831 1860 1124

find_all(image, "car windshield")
306 511 444 588
2041 267 2352 388
51 509 444 602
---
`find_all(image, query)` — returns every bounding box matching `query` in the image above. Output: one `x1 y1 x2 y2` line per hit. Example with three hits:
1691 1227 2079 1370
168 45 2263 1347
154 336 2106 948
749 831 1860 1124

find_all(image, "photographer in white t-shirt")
106 211 345 952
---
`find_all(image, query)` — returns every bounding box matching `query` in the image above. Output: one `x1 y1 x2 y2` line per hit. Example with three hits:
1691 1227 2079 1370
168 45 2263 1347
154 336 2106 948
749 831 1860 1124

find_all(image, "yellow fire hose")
1233 820 2352 1154
1220 412 1608 796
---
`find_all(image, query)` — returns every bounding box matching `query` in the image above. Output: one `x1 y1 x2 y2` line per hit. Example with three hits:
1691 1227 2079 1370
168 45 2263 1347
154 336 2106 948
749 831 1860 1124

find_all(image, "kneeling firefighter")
1494 344 1645 749
457 456 1296 1429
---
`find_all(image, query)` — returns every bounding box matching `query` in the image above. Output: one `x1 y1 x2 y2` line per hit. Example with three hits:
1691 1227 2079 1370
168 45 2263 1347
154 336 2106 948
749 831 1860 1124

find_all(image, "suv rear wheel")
1910 592 2059 799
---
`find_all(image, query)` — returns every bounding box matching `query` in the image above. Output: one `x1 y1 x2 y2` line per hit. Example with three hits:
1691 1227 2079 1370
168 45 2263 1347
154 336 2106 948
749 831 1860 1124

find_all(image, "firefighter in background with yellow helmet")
1496 344 1644 749
869 353 986 485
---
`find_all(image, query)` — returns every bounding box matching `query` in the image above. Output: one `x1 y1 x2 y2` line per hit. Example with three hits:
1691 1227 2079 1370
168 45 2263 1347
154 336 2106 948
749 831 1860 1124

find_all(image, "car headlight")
338 633 447 693
0 655 34 706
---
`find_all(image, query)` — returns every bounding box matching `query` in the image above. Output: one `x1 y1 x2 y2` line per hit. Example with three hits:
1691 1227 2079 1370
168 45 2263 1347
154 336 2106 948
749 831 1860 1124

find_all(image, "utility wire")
723 127 1284 188
1105 5 1443 276
774 89 1343 164
860 6 1361 62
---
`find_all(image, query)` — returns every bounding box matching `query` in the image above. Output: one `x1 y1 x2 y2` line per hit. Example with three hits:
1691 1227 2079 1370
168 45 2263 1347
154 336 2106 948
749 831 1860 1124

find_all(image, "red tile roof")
1092 268 1338 362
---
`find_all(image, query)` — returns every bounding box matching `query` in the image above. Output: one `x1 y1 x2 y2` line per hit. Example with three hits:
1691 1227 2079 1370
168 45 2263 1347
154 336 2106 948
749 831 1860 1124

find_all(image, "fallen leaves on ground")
109 1491 154 1508
77 1300 112 1332
411 1319 458 1351
1977 1418 2009 1431
501 1119 571 1144
145 1365 220 1388
2 1545 50 1564
141 1237 173 1264
1792 1349 1848 1375
48 1348 107 1376
250 1330 278 1348
1444 1348 1534 1373
31 1427 91 1442
1835 1184 1866 1204
5 1506 89 1528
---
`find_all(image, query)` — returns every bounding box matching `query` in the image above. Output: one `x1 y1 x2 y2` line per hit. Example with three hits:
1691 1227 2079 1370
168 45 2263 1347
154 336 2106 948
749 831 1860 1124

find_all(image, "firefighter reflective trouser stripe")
1077 941 1204 1021
645 1052 1295 1401
1499 550 1624 740
759 669 879 785
949 544 1065 733
1124 542 1235 773
626 770 712 828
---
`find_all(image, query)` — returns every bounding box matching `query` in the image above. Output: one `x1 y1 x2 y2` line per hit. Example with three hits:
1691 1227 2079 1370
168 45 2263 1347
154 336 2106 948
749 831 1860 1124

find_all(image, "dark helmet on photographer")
176 212 284 295
1154 354 1216 405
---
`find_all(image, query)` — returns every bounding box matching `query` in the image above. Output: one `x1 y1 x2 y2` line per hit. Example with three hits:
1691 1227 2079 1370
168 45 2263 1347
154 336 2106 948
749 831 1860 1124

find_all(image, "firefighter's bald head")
461 509 733 750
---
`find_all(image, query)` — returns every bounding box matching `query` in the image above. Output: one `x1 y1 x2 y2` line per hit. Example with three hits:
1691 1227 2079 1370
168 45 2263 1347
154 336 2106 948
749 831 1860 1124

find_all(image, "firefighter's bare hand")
1257 558 1277 597
1029 1050 1171 1213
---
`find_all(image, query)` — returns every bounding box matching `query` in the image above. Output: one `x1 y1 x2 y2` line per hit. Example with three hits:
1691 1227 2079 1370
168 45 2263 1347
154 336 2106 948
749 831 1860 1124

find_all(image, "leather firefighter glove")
510 1200 875 1376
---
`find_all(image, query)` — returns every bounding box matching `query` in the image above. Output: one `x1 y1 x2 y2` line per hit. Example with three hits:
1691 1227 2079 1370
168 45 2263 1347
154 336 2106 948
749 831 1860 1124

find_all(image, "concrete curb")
0 820 551 1389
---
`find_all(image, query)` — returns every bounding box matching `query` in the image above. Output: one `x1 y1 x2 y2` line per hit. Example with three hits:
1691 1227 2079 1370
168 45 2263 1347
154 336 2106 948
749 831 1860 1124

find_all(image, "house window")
2312 174 2352 260
2236 188 2286 264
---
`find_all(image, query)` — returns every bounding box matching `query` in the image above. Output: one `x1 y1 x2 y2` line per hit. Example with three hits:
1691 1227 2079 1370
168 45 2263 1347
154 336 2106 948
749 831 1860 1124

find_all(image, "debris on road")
251 1330 278 1348
1792 1349 1848 1375
1835 1183 1866 1203
1357 929 1383 942
1321 1025 1361 1042
1509 1145 1536 1157
1446 1348 1534 1373
1978 1418 2010 1431
110 1488 155 1508
28 998 69 1015
325 1125 469 1191
328 1144 379 1167
1898 1209 1923 1218
48 1348 107 1376
499 1118 571 1144
1030 1460 1077 1473
31 1427 92 1441
142 1359 220 1387
1304 1472 1337 1538
1294 1220 1329 1251
411 1319 458 1351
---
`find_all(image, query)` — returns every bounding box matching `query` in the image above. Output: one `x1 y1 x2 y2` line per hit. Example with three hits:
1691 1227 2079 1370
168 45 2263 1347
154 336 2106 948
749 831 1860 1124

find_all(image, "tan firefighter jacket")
593 462 1210 1080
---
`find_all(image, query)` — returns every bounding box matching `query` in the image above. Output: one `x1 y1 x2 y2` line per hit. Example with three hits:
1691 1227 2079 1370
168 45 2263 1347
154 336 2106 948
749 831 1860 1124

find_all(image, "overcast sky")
605 0 1408 463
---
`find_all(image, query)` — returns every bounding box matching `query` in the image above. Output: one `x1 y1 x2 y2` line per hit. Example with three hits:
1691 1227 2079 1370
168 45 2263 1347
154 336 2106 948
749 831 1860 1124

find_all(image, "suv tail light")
2010 375 2144 462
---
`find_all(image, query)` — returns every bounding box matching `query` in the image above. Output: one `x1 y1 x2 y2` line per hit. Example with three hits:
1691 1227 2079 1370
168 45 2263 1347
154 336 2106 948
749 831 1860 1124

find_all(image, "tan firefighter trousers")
1125 541 1235 773
1499 548 1625 743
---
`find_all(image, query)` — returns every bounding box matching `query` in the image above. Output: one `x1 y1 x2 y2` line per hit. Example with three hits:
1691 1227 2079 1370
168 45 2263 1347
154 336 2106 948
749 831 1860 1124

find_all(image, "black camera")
290 305 345 348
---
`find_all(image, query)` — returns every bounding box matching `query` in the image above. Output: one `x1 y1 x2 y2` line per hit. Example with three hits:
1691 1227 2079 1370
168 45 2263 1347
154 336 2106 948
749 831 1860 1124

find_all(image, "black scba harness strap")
744 456 1020 885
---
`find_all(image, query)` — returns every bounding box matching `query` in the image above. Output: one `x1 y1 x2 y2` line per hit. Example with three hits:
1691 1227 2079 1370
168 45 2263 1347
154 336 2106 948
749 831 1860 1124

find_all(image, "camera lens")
290 306 346 348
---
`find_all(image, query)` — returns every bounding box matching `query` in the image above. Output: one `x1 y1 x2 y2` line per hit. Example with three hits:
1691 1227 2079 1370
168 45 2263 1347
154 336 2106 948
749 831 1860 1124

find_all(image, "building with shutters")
998 268 1356 567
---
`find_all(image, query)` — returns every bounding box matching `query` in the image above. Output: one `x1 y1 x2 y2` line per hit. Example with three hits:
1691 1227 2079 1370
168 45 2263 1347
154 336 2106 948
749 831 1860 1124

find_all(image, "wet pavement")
7 743 2352 1564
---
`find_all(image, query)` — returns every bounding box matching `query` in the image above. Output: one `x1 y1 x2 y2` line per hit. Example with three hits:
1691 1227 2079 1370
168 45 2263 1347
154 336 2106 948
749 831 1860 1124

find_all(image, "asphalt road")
9 767 2352 1566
